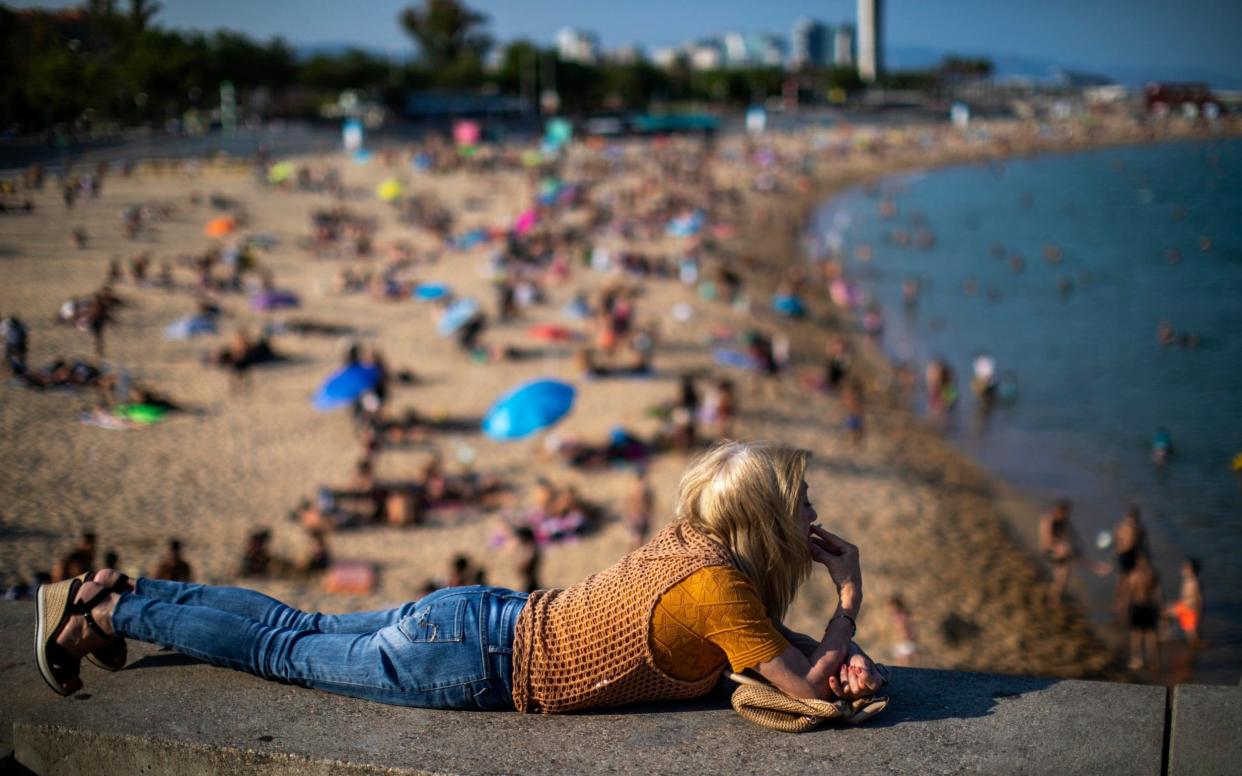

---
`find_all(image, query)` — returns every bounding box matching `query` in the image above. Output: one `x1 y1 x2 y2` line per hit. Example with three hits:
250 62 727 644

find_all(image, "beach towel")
114 403 169 425
324 562 376 595
78 411 134 430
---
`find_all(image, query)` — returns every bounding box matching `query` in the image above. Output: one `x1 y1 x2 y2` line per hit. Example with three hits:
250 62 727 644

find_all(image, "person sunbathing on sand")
35 443 888 719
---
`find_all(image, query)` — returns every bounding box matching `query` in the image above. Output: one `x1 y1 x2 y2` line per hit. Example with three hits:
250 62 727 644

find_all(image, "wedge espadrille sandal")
35 579 117 696
73 570 130 671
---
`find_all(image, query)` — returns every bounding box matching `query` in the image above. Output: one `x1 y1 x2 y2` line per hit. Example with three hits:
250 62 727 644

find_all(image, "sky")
13 0 1242 85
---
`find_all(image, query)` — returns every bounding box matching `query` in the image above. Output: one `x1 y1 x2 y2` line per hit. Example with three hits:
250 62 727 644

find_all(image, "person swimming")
1152 428 1174 465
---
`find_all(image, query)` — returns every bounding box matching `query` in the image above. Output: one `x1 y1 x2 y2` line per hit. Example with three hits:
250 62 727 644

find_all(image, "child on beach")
887 594 917 666
1166 558 1203 648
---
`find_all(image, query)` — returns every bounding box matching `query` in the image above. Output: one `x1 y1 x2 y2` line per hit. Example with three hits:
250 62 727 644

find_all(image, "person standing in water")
1121 553 1164 671
1111 505 1150 614
1039 500 1108 606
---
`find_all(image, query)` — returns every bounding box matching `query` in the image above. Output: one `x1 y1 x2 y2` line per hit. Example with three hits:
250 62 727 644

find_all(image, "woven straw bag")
726 671 890 733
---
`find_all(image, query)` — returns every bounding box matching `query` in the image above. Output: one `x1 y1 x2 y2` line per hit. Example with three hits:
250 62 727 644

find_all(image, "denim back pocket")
399 598 467 643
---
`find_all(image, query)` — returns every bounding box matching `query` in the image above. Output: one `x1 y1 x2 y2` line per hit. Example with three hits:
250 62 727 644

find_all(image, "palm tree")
128 0 162 34
398 0 492 69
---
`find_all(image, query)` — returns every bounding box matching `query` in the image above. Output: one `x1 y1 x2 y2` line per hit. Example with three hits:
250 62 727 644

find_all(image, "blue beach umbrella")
483 379 575 440
771 294 806 318
413 282 451 301
438 297 480 337
313 364 381 411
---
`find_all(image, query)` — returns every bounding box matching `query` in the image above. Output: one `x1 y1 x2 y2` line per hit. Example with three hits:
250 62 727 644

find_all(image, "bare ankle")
91 592 118 638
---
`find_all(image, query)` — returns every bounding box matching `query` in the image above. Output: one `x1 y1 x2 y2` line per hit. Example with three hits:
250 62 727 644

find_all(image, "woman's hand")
814 617 854 688
809 524 862 611
828 649 886 700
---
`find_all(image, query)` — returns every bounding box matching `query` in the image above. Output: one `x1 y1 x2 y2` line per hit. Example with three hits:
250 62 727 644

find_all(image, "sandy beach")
3 114 1236 681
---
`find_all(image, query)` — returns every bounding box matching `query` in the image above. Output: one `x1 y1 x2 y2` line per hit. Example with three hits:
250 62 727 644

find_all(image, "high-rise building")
833 24 855 68
790 18 830 69
652 46 682 69
689 40 725 71
608 43 646 65
555 28 600 65
751 34 787 67
723 32 751 66
856 0 882 82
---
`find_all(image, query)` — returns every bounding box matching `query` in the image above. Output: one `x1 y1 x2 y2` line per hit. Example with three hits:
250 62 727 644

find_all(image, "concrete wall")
2 602 1235 775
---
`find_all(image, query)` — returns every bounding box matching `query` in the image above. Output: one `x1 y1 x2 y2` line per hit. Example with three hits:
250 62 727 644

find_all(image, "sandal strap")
69 586 117 642
82 608 114 642
88 570 131 592
70 587 113 614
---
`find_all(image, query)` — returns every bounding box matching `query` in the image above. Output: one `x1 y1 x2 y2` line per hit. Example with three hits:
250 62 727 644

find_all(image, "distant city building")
1051 67 1115 88
652 46 682 69
833 24 855 67
556 27 600 65
723 32 751 66
652 33 785 72
751 34 787 67
856 0 883 82
790 18 830 69
689 40 725 71
483 47 505 73
608 43 647 65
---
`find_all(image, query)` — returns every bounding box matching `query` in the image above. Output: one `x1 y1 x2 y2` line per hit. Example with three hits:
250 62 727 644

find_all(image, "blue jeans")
111 579 527 710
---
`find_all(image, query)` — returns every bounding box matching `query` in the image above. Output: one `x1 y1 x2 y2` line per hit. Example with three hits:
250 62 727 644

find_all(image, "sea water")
815 137 1242 684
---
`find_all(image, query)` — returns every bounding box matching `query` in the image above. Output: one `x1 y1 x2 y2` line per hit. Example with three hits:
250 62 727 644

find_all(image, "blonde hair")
675 441 812 621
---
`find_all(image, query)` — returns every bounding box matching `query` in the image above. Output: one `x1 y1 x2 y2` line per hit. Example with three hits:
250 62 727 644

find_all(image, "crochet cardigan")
511 520 739 713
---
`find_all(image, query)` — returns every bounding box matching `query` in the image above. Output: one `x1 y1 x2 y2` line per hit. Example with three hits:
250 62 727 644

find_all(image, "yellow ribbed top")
651 566 790 681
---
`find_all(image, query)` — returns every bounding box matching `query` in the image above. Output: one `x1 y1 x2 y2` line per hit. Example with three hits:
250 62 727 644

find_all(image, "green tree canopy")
398 0 492 70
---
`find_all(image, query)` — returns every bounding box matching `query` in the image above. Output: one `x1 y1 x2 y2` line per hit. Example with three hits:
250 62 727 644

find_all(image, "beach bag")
726 670 889 733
